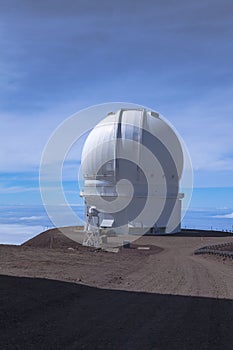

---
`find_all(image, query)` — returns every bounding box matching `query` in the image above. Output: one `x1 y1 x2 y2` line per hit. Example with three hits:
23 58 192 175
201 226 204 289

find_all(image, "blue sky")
1 0 233 206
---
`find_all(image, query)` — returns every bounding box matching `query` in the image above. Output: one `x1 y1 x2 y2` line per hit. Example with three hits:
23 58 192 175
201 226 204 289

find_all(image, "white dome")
81 108 183 181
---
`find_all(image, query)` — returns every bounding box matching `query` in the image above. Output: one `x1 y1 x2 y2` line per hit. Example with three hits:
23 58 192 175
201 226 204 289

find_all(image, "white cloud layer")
19 216 45 221
213 212 233 219
0 224 44 244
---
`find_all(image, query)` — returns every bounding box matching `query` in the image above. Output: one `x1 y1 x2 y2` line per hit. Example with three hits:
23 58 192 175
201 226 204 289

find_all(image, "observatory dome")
82 109 183 180
80 108 184 238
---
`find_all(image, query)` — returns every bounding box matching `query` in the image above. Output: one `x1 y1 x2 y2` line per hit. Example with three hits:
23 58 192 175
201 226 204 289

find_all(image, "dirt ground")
0 229 233 349
1 229 233 298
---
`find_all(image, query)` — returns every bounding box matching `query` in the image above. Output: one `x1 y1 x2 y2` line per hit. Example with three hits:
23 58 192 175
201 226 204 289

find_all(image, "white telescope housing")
80 108 184 239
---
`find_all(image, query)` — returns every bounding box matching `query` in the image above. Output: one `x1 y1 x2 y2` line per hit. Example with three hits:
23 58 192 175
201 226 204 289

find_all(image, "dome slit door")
115 109 124 182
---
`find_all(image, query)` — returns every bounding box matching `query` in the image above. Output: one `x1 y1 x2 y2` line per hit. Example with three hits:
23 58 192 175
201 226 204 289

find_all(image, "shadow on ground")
1 275 233 350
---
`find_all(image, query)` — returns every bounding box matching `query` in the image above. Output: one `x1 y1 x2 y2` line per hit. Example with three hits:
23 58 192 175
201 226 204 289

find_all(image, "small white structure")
80 108 184 247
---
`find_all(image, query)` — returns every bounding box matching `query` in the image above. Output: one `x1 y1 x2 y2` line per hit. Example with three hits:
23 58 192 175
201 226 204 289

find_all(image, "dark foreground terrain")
1 274 233 350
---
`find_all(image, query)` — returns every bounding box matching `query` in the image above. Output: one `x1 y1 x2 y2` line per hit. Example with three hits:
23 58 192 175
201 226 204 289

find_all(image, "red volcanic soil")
21 227 90 250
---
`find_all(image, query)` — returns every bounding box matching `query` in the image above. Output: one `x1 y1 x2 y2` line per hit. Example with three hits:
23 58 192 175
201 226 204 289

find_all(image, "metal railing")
194 242 233 259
